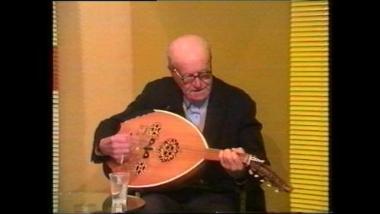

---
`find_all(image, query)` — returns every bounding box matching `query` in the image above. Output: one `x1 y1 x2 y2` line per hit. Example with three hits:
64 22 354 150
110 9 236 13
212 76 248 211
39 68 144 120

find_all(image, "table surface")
57 191 145 213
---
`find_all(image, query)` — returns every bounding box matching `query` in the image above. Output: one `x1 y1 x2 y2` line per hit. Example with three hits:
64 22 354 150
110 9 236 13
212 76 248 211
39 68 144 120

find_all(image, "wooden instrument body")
106 110 209 189
105 110 292 193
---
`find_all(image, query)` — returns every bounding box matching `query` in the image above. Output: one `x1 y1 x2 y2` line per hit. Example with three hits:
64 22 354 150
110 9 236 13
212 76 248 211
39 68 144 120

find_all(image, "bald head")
167 34 212 70
167 34 213 103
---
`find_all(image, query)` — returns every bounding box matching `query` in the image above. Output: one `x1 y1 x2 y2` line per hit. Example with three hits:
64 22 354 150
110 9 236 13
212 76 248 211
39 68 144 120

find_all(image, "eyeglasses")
172 68 212 84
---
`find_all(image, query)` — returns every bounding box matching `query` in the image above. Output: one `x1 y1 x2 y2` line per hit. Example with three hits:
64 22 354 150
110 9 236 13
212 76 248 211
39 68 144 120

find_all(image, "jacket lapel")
165 77 226 148
202 79 227 148
162 80 186 117
168 101 185 117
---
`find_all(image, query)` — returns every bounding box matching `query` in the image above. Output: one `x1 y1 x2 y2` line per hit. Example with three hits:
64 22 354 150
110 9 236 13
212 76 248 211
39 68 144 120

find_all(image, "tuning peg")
266 183 272 187
248 169 253 175
254 174 259 178
274 189 279 193
260 179 264 183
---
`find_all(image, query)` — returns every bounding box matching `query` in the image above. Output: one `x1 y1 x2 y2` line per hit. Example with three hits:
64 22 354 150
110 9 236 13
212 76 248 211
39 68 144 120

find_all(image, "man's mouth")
190 88 205 94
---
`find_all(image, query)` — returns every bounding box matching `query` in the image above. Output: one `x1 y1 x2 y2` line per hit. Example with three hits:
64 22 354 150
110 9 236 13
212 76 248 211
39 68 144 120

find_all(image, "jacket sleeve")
90 81 159 163
238 94 269 165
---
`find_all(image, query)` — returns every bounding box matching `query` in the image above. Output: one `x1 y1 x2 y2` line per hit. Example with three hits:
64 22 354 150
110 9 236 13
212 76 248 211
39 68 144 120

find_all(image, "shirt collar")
183 98 209 109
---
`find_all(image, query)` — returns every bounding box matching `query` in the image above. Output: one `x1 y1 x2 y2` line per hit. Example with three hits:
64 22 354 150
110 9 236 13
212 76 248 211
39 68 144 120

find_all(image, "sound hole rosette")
158 138 180 162
147 122 162 140
135 161 147 175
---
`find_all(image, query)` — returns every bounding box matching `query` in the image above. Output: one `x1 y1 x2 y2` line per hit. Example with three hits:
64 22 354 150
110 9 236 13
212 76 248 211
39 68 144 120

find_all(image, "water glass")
109 172 130 213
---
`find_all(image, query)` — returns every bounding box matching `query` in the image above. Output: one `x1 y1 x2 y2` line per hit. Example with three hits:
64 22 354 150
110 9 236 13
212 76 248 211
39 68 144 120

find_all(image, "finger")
112 154 123 161
232 147 245 154
230 152 241 168
219 150 226 167
100 136 113 147
113 148 130 155
223 149 243 171
111 134 128 144
114 133 138 150
110 141 132 152
225 149 238 170
232 148 246 168
219 149 231 169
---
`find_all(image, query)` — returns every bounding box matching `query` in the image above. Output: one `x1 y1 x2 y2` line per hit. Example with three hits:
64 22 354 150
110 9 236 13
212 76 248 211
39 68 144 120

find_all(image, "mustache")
184 86 210 94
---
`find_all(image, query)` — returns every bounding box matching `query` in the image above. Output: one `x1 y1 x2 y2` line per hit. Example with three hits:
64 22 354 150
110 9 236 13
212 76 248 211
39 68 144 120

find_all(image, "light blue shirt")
183 98 209 132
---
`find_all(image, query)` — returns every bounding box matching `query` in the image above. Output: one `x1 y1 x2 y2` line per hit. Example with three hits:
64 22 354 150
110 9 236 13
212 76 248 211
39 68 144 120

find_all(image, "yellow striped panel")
292 198 328 207
292 115 327 121
291 125 328 131
290 145 328 152
292 208 326 213
290 1 329 213
291 177 328 186
290 67 328 72
291 115 328 122
292 188 328 197
291 203 328 211
290 96 328 101
290 150 327 157
290 164 328 172
291 51 328 57
290 129 327 135
290 151 327 159
290 86 328 91
292 183 328 191
291 110 327 116
291 26 328 33
291 173 328 180
290 41 328 47
290 100 328 106
52 2 59 213
291 21 327 28
292 17 328 23
290 82 328 88
291 46 328 52
291 37 327 42
291 10 328 17
52 91 59 214
290 168 328 176
291 61 329 66
292 116 324 122
290 135 327 142
290 140 327 146
290 91 327 97
292 50 328 57
290 106 328 112
292 193 327 201
53 1 57 47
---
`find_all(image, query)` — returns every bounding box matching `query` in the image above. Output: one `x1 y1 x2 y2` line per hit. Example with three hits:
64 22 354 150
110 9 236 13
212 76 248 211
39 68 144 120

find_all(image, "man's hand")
219 147 246 179
98 133 136 163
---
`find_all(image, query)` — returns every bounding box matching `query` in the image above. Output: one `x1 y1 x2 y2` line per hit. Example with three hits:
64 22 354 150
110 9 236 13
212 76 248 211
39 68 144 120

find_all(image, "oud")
104 110 291 193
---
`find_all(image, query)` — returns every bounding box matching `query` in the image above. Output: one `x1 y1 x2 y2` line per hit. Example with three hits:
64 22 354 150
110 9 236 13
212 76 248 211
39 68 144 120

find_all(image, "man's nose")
192 76 202 88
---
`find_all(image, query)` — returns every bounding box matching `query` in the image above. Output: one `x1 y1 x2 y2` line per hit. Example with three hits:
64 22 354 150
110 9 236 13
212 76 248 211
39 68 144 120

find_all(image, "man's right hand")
98 133 135 163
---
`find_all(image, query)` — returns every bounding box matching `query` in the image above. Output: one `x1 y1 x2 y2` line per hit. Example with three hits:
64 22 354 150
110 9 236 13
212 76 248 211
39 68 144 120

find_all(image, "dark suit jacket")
91 76 268 201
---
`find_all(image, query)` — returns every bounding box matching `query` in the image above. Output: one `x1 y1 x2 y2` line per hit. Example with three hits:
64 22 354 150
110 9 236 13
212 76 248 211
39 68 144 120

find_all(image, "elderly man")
92 34 268 213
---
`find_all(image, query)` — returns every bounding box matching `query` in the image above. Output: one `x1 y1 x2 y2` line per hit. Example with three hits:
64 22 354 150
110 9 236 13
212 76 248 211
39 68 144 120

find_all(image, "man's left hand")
219 147 246 179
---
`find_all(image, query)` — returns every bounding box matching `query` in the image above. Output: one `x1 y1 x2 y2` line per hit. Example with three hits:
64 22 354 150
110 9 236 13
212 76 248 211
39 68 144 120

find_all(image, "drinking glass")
109 172 130 213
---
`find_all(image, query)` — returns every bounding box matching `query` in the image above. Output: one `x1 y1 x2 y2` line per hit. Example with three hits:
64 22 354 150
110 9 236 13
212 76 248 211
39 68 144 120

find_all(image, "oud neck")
204 148 250 164
204 148 221 161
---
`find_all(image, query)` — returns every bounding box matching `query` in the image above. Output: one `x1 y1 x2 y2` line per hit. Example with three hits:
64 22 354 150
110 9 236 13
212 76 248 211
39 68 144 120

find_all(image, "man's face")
172 57 213 103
